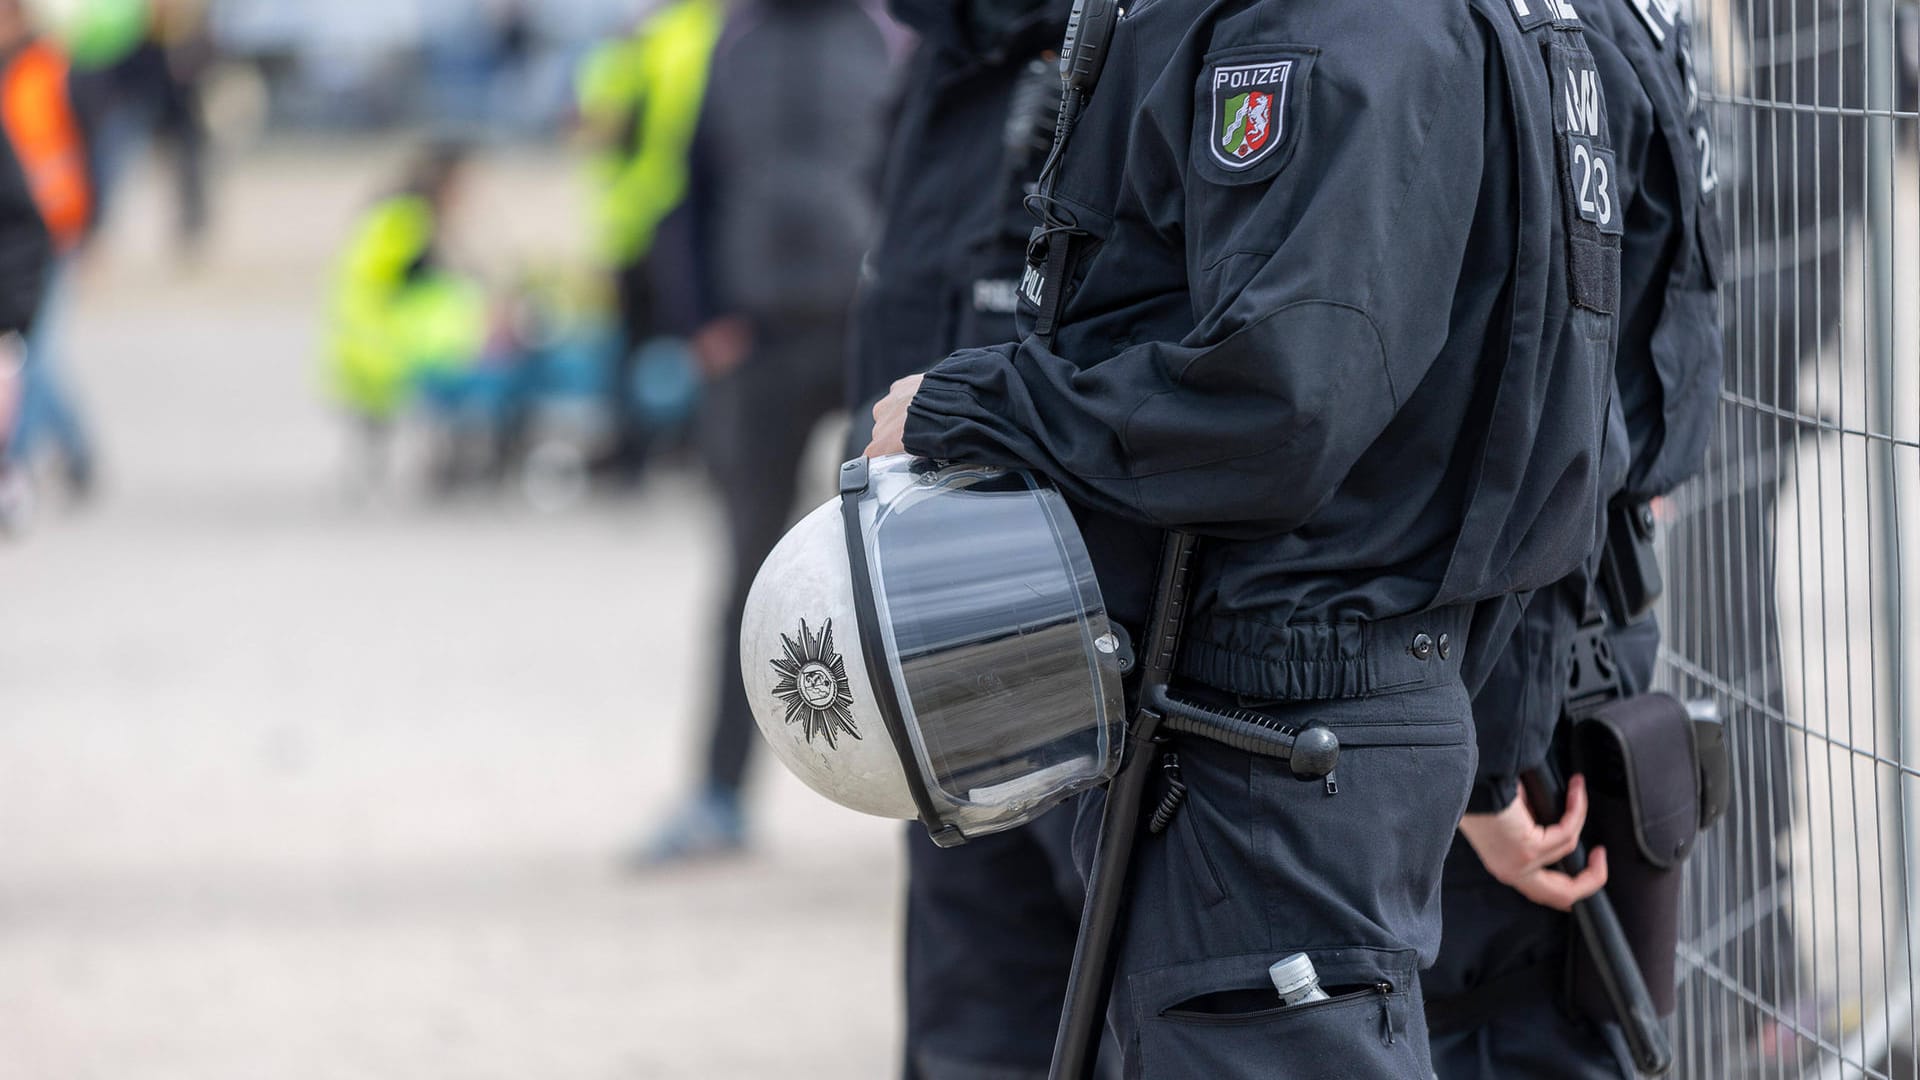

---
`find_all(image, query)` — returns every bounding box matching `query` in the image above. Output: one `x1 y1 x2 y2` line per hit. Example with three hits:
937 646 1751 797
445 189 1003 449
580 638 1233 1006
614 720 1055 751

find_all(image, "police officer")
864 0 1621 1070
843 2 1090 1076
1424 0 1721 1073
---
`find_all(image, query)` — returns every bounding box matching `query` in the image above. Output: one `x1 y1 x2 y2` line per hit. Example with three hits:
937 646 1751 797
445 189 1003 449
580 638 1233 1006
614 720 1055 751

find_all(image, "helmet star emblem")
770 619 859 748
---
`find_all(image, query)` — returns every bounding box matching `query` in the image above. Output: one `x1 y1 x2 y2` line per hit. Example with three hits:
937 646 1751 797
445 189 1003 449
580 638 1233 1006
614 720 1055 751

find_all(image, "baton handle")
1521 769 1675 1076
1050 532 1197 1080
1149 688 1339 779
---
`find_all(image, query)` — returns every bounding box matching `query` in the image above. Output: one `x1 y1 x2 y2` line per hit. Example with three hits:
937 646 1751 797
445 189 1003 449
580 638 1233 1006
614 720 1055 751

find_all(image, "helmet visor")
856 456 1125 838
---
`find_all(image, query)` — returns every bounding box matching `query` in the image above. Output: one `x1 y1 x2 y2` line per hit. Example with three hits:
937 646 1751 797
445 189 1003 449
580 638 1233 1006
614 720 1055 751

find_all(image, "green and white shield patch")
1210 59 1293 170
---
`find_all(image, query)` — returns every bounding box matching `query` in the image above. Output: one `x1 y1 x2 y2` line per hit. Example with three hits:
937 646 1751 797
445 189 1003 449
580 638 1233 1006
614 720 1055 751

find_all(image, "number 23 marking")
1572 140 1614 228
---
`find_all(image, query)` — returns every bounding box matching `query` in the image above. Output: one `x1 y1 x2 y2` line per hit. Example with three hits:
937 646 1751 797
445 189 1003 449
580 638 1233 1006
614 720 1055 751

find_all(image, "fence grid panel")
1669 0 1920 1074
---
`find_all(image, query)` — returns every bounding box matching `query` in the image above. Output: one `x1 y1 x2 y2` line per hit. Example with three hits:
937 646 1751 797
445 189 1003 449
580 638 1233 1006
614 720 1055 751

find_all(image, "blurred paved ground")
0 139 901 1080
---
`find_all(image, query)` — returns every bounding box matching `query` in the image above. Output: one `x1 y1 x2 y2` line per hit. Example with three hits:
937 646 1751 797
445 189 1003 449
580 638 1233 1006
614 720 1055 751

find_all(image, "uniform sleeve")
1464 587 1574 813
1615 42 1721 502
904 32 1493 535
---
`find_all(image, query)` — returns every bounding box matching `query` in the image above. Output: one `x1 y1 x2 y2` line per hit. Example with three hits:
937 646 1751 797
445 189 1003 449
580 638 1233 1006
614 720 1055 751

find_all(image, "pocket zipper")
1161 981 1394 1026
1376 982 1395 1046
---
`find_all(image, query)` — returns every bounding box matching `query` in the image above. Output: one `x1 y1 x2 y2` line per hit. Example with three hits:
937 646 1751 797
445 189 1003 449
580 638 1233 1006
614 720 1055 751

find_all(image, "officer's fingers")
864 412 907 459
1587 845 1609 886
1561 774 1591 832
1554 849 1611 910
1515 852 1608 912
1532 819 1582 870
1530 778 1589 863
1513 871 1583 912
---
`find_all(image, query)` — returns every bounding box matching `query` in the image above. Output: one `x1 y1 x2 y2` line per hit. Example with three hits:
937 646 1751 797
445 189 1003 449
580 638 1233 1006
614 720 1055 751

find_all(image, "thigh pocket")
1247 705 1476 961
1131 948 1429 1079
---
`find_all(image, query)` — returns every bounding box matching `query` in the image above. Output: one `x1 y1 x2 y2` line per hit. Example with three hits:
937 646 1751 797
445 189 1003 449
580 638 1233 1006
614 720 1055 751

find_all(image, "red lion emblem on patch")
1223 90 1274 159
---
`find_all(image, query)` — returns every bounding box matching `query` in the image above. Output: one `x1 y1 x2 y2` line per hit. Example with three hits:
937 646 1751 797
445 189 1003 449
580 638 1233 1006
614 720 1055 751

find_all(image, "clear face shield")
839 455 1128 845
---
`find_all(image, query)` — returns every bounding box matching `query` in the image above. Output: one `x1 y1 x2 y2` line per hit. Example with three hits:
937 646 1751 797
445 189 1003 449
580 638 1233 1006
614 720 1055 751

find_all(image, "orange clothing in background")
2 42 91 252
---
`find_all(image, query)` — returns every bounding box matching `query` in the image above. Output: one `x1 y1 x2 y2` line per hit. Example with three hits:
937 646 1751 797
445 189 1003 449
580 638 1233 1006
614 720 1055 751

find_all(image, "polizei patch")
1210 60 1292 170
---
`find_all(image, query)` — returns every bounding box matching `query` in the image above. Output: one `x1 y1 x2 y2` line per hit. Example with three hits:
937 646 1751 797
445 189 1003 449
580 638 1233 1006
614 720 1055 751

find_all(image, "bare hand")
1458 774 1610 912
692 317 754 379
865 373 925 458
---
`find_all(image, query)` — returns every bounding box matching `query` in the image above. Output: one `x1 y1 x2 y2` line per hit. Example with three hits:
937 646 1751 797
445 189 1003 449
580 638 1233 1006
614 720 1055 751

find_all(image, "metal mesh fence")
1664 0 1920 1072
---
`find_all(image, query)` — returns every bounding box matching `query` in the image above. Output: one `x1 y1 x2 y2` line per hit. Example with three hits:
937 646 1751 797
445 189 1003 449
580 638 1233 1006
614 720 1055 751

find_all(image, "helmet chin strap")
837 456 966 847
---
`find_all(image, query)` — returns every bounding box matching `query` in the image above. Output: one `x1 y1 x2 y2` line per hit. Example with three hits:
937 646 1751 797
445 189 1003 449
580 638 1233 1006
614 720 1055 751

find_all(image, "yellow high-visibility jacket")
576 0 721 267
327 195 487 418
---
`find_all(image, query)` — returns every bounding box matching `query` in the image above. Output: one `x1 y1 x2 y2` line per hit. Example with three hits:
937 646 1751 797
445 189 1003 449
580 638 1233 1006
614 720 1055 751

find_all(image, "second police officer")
864 0 1624 1072
842 1 1096 1077
1425 0 1723 1073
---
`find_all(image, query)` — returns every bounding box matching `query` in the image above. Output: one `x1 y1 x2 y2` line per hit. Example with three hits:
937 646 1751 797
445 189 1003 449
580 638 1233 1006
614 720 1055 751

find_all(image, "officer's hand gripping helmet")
741 455 1129 846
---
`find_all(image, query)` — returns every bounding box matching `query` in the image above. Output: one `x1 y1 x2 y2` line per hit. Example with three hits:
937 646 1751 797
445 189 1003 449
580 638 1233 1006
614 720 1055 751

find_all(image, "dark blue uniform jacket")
849 0 1071 409
1466 0 1722 810
903 0 1616 703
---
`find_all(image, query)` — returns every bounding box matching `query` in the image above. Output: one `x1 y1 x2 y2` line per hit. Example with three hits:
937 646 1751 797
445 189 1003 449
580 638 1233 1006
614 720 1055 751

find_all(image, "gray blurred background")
0 2 901 1077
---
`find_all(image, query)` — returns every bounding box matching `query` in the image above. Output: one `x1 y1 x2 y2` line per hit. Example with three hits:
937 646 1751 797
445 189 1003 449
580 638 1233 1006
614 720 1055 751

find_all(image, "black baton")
1521 766 1674 1076
1049 534 1339 1080
1048 532 1196 1080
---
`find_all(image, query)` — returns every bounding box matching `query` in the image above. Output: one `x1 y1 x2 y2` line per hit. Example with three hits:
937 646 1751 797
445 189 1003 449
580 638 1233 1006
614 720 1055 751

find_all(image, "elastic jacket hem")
1178 604 1475 701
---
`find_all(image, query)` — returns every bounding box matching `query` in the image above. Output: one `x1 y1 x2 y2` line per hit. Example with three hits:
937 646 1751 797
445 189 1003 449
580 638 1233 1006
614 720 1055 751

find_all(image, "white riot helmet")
741 455 1129 846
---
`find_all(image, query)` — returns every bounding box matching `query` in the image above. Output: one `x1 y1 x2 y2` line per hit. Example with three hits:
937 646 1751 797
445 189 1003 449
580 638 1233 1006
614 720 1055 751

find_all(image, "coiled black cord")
1158 695 1303 756
1147 751 1186 835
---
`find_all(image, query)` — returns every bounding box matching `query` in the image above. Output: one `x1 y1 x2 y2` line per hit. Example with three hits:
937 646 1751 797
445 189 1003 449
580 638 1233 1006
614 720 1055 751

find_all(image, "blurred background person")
634 0 893 865
145 0 212 259
56 0 209 257
324 141 488 491
15 0 215 261
2 0 96 504
0 117 51 531
58 0 147 215
573 0 719 488
0 338 19 502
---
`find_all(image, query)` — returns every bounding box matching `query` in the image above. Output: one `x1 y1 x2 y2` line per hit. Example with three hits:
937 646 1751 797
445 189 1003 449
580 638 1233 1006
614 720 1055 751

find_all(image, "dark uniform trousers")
1427 611 1660 1080
904 805 1093 1080
1074 607 1480 1079
699 313 846 795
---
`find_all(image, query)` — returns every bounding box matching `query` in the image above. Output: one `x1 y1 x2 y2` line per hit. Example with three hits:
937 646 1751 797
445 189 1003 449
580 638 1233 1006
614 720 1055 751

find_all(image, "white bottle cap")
1269 953 1321 1002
